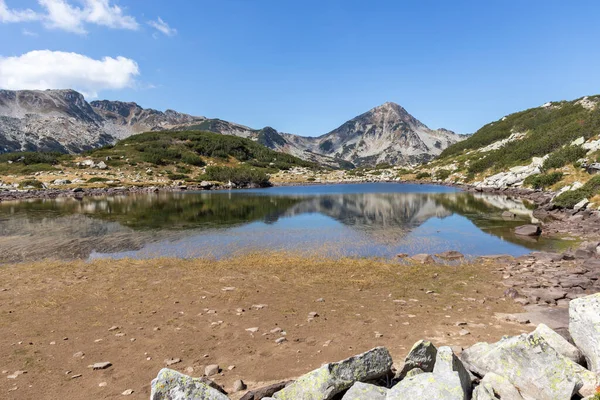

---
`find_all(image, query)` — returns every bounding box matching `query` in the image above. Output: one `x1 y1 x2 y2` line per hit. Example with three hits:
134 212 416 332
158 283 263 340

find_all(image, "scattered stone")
308 311 319 318
435 250 465 260
315 298 325 302
99 382 107 387
7 371 27 379
275 337 287 344
251 304 267 310
72 351 84 358
205 364 220 377
245 327 259 333
121 389 134 396
151 369 228 400
108 326 119 331
70 374 82 379
410 253 434 264
233 379 247 392
92 362 112 370
164 358 181 366
459 329 471 336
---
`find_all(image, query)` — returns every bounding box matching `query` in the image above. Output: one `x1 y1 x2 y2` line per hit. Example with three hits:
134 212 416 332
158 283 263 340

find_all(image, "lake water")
0 183 566 263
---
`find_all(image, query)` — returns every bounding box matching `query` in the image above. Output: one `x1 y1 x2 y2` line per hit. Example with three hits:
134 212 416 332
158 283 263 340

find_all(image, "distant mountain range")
0 89 464 167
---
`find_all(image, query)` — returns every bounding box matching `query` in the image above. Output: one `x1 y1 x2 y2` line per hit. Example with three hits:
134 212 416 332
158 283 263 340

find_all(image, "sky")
1 1 599 136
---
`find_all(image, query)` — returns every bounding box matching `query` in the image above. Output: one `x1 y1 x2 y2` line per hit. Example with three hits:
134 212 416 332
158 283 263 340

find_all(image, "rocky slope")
0 89 463 167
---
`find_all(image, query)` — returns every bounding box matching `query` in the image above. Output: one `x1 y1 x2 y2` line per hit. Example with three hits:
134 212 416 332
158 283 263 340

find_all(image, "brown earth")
0 253 528 400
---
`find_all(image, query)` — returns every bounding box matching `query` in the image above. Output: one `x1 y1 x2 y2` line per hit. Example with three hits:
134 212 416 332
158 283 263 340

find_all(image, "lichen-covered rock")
480 372 523 400
461 334 583 400
397 340 437 379
341 382 387 400
533 323 584 365
273 346 392 400
405 368 424 378
150 368 229 400
472 382 498 400
570 293 600 372
433 346 472 399
387 372 464 400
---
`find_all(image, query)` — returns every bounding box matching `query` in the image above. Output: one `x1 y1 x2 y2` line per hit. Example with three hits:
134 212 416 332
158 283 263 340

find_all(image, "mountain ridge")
0 88 463 167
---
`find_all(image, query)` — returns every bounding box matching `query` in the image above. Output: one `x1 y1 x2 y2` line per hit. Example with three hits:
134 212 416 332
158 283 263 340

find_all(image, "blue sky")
1 1 599 136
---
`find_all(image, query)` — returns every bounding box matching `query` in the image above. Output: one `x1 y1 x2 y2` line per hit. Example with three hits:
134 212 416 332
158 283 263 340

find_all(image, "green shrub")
542 146 587 170
87 177 110 183
435 169 451 180
523 172 563 189
199 166 270 187
167 173 188 181
375 163 392 169
554 175 600 208
19 179 44 188
0 151 62 165
415 172 431 180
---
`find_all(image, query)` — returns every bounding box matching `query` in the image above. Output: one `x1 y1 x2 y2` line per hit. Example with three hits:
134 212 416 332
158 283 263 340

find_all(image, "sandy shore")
0 253 528 400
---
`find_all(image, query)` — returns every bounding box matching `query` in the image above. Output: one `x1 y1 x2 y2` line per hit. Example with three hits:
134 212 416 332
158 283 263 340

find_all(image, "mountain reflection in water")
0 183 565 263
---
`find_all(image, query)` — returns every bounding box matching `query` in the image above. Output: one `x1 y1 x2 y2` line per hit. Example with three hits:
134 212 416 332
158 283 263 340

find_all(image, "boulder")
501 211 516 219
570 293 600 372
150 368 229 400
574 198 590 211
240 381 292 400
397 340 438 379
433 346 472 399
273 347 392 400
533 323 585 365
387 372 464 400
410 254 434 264
472 382 498 400
461 334 583 399
341 382 387 400
514 225 541 236
435 251 465 260
480 372 524 400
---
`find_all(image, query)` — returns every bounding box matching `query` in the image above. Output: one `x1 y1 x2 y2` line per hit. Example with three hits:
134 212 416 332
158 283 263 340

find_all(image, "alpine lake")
0 183 571 264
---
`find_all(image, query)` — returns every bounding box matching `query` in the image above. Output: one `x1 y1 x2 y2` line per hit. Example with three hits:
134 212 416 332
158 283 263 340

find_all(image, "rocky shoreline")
151 293 600 399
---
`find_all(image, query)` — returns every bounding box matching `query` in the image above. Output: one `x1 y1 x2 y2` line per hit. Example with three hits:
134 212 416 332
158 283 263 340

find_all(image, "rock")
121 389 133 396
245 327 259 333
529 288 567 304
308 311 319 318
233 379 247 392
164 358 181 366
514 225 541 236
480 372 524 399
472 382 498 400
397 340 437 379
240 381 292 400
92 362 112 370
570 293 600 372
501 211 516 219
6 370 27 379
205 364 220 377
405 368 424 378
410 254 434 264
273 346 392 400
435 250 465 260
73 351 85 358
275 337 287 344
150 369 229 400
341 382 388 399
97 161 108 170
574 198 590 211
533 323 585 365
433 346 472 398
461 333 586 399
387 372 464 400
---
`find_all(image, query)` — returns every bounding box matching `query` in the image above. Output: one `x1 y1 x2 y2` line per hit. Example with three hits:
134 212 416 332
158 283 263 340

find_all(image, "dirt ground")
0 253 528 400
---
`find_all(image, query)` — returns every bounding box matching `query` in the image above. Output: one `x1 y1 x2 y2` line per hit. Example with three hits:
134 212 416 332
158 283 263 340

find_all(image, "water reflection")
0 184 561 263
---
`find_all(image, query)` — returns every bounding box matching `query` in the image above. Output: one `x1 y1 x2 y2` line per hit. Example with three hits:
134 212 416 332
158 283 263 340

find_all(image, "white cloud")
148 16 176 37
0 0 38 22
22 29 39 36
0 50 140 98
0 0 139 33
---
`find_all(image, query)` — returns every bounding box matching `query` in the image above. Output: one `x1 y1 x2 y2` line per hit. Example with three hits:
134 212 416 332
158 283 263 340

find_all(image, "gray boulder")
273 346 392 400
397 340 437 379
433 346 472 399
472 383 498 400
461 334 583 399
514 224 541 236
533 323 585 365
480 372 524 400
150 368 229 400
570 293 600 372
341 382 387 400
387 372 464 400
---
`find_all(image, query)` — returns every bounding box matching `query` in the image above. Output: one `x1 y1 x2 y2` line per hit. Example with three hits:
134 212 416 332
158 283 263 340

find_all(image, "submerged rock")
514 224 541 236
150 368 229 400
273 346 392 400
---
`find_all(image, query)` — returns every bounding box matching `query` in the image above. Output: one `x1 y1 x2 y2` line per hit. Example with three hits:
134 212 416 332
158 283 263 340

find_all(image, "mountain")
0 89 463 167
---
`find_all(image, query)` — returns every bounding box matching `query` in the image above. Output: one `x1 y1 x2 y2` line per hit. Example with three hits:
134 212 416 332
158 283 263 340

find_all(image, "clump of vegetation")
167 173 188 181
375 162 392 169
87 177 110 183
554 175 600 208
542 146 587 170
415 172 431 180
523 172 563 189
0 151 69 175
19 179 44 189
435 169 451 181
199 166 270 187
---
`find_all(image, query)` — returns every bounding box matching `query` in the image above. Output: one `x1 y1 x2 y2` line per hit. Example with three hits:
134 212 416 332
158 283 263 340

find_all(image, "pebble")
308 311 319 318
270 327 282 334
71 374 82 379
92 362 112 370
275 337 287 344
108 326 119 331
459 329 471 336
185 367 194 374
99 382 107 387
73 351 85 358
315 298 325 302
115 333 126 337
227 365 235 371
205 364 220 376
233 379 247 392
7 371 27 379
374 332 384 338
122 389 134 396
251 304 267 310
164 358 182 366
245 327 259 333
221 287 236 291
